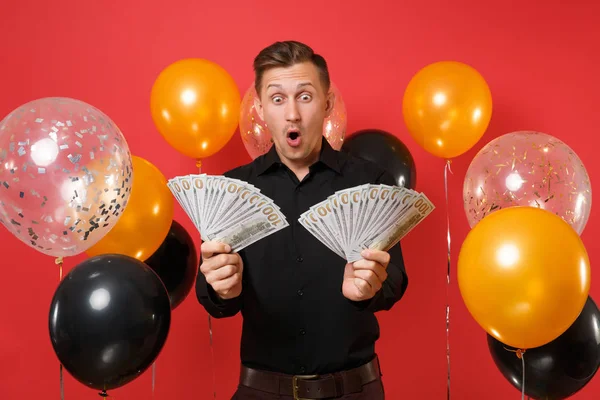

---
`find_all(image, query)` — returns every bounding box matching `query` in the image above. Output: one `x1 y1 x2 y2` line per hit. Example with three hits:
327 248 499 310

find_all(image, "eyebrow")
297 82 315 89
265 82 315 91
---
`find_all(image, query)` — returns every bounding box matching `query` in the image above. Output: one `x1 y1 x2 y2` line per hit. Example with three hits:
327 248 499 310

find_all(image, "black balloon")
341 129 417 189
488 296 600 399
49 254 171 391
145 220 198 309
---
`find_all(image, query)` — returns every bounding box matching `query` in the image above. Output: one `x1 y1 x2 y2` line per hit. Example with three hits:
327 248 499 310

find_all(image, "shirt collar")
256 137 342 176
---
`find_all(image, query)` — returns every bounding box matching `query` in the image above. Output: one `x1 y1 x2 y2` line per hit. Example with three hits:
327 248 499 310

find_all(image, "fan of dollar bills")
298 184 435 262
167 174 289 252
167 174 434 260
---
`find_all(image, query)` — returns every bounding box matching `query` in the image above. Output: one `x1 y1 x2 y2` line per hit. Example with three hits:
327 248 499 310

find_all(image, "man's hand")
342 249 390 302
200 241 243 300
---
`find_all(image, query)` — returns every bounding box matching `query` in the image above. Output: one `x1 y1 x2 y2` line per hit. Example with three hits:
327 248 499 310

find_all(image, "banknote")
348 193 435 262
208 203 289 252
167 174 288 251
299 184 435 262
298 209 346 259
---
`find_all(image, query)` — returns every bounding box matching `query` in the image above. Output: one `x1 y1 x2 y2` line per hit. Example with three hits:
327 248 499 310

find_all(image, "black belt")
239 356 381 399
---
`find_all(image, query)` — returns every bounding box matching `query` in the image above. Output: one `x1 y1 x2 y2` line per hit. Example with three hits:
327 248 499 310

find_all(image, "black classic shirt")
196 138 408 375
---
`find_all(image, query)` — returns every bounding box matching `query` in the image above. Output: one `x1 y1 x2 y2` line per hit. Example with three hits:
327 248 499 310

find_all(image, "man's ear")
254 94 264 121
325 90 336 118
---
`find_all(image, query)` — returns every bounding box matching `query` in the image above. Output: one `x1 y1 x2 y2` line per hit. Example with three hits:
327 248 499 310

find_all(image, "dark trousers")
231 377 385 399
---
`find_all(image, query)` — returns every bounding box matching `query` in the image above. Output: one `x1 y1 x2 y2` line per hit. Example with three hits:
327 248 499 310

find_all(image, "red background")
1 0 599 398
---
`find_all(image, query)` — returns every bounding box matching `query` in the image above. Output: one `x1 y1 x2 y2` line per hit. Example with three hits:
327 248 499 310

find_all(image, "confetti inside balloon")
0 97 133 258
239 82 347 160
463 131 592 234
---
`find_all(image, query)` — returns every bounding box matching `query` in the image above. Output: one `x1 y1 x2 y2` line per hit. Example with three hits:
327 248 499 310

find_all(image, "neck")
278 139 322 181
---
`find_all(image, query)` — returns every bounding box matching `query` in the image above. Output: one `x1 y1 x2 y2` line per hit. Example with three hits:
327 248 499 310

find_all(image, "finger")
352 260 387 282
211 272 242 294
200 254 240 274
360 249 390 267
343 263 355 280
201 241 232 260
353 277 373 298
205 264 239 285
354 269 383 292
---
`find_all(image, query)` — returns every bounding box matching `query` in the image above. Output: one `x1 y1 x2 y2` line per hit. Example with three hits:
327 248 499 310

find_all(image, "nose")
285 100 300 122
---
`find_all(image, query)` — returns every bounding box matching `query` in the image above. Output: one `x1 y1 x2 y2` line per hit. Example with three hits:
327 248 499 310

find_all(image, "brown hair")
253 41 331 95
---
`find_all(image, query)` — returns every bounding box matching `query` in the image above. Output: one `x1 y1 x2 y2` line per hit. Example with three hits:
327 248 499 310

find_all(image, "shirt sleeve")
195 250 246 319
348 169 409 313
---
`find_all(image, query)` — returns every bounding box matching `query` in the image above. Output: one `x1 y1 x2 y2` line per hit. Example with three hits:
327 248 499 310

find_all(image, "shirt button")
297 289 303 297
300 329 306 335
297 256 303 263
300 366 306 373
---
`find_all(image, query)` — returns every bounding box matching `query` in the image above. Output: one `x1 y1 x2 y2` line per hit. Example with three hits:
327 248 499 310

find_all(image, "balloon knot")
195 159 202 169
55 257 64 266
99 391 108 397
502 347 526 359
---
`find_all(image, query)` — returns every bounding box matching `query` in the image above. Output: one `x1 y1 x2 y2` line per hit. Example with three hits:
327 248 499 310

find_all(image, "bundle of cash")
299 184 435 262
167 174 288 252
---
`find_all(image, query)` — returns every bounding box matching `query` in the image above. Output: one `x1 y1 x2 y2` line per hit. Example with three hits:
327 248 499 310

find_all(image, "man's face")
255 62 334 165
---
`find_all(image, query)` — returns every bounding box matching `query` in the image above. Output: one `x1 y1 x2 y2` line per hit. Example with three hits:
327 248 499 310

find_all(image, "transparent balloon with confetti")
239 82 347 159
0 97 133 258
463 131 592 234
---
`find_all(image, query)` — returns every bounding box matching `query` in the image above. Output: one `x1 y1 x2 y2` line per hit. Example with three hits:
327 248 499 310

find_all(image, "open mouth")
288 131 299 140
286 130 302 147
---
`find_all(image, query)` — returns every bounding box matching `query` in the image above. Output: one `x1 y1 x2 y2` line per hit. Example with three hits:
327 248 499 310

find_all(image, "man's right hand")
200 241 243 300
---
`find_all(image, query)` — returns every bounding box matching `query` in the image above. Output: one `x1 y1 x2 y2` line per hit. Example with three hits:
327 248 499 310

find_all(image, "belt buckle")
292 374 319 400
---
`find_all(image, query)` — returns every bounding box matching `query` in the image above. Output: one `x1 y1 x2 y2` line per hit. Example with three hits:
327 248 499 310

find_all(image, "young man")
196 41 408 400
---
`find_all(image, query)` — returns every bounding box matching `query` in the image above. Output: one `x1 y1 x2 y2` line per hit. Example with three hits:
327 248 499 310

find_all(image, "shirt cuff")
346 289 383 311
206 282 241 308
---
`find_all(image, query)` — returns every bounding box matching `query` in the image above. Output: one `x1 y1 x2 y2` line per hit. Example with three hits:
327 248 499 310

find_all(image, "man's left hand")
342 249 390 301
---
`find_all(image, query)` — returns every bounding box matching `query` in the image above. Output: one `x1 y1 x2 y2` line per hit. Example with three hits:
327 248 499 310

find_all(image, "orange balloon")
458 206 590 349
150 58 241 160
86 156 174 261
402 61 492 159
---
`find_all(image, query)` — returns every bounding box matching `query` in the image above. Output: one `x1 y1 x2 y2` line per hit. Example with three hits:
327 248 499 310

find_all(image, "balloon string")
55 257 65 400
503 347 527 399
209 315 217 399
521 353 526 400
56 256 63 281
60 364 64 400
444 160 453 400
199 159 213 397
152 361 156 399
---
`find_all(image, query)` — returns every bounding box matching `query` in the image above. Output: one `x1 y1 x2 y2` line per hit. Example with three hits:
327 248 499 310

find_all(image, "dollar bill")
309 202 346 259
348 193 435 262
167 174 289 250
298 183 435 262
327 194 348 256
170 176 198 228
210 177 250 231
352 185 381 249
347 185 366 250
190 174 207 235
298 209 345 259
215 182 262 228
208 203 289 252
